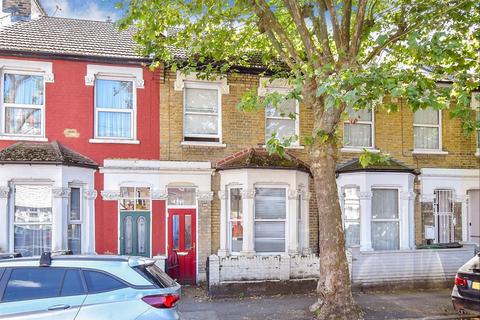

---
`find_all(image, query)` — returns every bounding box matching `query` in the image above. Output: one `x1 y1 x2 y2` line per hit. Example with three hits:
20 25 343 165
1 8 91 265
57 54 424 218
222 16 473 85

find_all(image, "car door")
0 267 86 320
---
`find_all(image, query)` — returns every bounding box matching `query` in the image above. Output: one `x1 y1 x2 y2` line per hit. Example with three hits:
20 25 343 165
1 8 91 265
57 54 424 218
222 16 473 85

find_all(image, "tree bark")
309 121 363 319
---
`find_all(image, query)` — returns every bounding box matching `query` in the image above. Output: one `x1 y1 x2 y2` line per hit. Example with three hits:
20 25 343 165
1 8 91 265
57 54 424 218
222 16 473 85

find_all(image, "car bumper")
452 296 480 313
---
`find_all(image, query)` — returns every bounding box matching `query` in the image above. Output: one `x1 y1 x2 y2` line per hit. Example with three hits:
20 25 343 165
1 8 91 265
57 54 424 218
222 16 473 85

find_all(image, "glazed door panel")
167 209 196 284
119 211 150 257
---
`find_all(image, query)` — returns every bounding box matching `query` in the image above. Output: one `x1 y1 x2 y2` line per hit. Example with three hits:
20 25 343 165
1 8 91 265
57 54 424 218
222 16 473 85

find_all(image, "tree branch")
311 1 334 63
283 0 322 69
324 0 344 55
349 0 368 58
341 0 352 54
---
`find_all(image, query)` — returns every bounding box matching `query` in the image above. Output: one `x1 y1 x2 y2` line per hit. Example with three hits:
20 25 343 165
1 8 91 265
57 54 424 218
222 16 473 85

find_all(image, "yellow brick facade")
159 69 480 257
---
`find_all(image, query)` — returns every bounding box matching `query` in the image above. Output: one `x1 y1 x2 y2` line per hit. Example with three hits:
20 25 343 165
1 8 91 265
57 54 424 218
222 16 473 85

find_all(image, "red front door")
167 209 196 284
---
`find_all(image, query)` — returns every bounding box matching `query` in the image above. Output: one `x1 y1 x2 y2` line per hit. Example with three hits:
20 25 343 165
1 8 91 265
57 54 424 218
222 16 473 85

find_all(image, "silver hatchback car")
0 253 182 320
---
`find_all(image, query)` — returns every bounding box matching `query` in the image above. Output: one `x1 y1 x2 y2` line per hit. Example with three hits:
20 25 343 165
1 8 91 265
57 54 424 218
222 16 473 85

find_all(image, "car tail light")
142 294 180 309
455 274 467 287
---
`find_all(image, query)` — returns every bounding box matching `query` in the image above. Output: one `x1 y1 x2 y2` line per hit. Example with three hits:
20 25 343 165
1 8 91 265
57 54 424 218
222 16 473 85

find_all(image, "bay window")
94 78 135 139
371 189 399 250
183 83 221 142
229 188 243 253
265 97 299 144
2 72 44 137
254 187 286 253
68 187 82 254
344 107 374 148
342 187 360 247
413 107 441 150
13 185 52 256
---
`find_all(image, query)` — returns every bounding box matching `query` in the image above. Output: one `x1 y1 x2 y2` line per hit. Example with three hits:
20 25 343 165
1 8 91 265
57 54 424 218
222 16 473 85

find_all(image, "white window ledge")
89 138 140 145
0 136 48 142
412 149 448 155
475 149 480 157
262 144 305 150
181 141 226 148
340 147 380 154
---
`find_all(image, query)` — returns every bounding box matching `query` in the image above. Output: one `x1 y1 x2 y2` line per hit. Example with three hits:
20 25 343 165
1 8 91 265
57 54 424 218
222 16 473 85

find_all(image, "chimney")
2 0 32 22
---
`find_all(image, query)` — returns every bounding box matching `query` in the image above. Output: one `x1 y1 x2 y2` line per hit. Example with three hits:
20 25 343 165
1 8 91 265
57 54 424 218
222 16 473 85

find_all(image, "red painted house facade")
0 14 170 261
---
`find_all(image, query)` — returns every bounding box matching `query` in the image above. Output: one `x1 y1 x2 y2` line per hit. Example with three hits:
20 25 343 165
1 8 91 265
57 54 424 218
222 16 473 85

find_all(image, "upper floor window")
2 72 45 137
343 107 374 148
183 82 221 142
265 96 299 144
413 107 441 150
94 78 135 140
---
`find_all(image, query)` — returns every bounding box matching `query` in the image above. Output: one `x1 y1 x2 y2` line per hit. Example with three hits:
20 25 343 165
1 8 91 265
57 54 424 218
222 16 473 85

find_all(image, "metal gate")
433 189 455 243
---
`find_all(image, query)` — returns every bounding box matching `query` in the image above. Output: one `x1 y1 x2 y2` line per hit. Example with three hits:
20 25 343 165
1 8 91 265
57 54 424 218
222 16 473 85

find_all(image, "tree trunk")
309 138 363 320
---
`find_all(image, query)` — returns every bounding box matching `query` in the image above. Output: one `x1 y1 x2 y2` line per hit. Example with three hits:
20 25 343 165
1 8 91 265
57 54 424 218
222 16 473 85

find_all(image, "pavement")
179 286 480 320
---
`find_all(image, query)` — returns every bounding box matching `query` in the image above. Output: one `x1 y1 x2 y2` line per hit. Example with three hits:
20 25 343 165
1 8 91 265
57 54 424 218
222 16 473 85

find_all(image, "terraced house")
0 0 479 291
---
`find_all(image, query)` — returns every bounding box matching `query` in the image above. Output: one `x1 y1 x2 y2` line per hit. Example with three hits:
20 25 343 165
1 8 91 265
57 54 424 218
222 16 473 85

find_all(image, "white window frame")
371 187 400 251
342 107 375 150
67 185 83 254
0 70 46 139
413 108 442 152
253 185 288 254
228 186 243 254
93 75 137 141
341 186 361 247
264 88 300 146
183 81 222 142
9 181 54 254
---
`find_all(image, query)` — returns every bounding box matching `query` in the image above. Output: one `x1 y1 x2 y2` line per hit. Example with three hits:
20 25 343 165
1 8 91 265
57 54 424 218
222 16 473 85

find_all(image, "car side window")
61 269 85 296
3 268 65 302
83 270 126 293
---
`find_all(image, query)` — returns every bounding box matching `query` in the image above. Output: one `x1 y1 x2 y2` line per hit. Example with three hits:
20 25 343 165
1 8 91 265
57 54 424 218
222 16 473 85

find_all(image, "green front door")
119 211 150 257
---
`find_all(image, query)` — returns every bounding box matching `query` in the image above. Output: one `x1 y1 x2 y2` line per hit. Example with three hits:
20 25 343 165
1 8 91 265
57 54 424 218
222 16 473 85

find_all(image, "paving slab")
179 286 480 320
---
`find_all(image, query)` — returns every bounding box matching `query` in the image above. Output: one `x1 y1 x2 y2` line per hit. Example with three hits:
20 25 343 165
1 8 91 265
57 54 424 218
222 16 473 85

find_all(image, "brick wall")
159 69 480 258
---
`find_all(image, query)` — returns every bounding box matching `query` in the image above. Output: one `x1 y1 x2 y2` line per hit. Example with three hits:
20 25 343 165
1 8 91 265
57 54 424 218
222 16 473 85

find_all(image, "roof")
336 158 417 174
216 147 310 173
0 16 146 61
0 141 98 169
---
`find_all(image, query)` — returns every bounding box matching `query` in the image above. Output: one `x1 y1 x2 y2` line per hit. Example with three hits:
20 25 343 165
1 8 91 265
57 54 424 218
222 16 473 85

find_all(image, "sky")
39 0 126 21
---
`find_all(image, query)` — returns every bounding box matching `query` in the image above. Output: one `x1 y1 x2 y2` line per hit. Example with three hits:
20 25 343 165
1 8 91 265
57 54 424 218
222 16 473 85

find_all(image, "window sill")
475 150 480 158
0 136 48 142
181 141 226 148
340 147 380 154
261 144 305 150
412 149 448 155
89 138 140 145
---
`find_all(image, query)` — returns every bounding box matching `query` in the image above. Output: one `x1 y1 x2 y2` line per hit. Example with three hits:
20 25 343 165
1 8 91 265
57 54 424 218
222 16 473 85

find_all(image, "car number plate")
472 282 480 290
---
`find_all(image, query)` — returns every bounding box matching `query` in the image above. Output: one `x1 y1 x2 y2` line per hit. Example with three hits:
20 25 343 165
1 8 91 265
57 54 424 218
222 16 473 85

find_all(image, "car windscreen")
134 264 176 288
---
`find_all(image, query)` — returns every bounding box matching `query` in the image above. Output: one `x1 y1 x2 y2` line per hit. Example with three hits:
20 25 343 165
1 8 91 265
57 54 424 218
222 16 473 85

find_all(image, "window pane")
61 270 84 296
68 224 81 254
83 271 126 293
345 221 360 247
414 126 439 149
344 187 360 220
265 99 296 117
4 74 44 105
372 189 398 219
230 188 242 220
184 114 218 135
97 111 131 138
137 216 147 254
14 225 52 257
168 187 196 206
372 221 399 250
266 118 296 141
124 216 133 254
414 108 439 125
136 187 150 198
172 215 179 250
230 221 243 252
255 188 286 219
69 187 81 221
346 107 372 122
3 268 64 302
344 123 372 147
255 221 285 252
120 187 135 198
185 88 218 113
120 199 135 211
185 215 192 249
5 107 41 135
95 79 133 109
135 199 150 211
